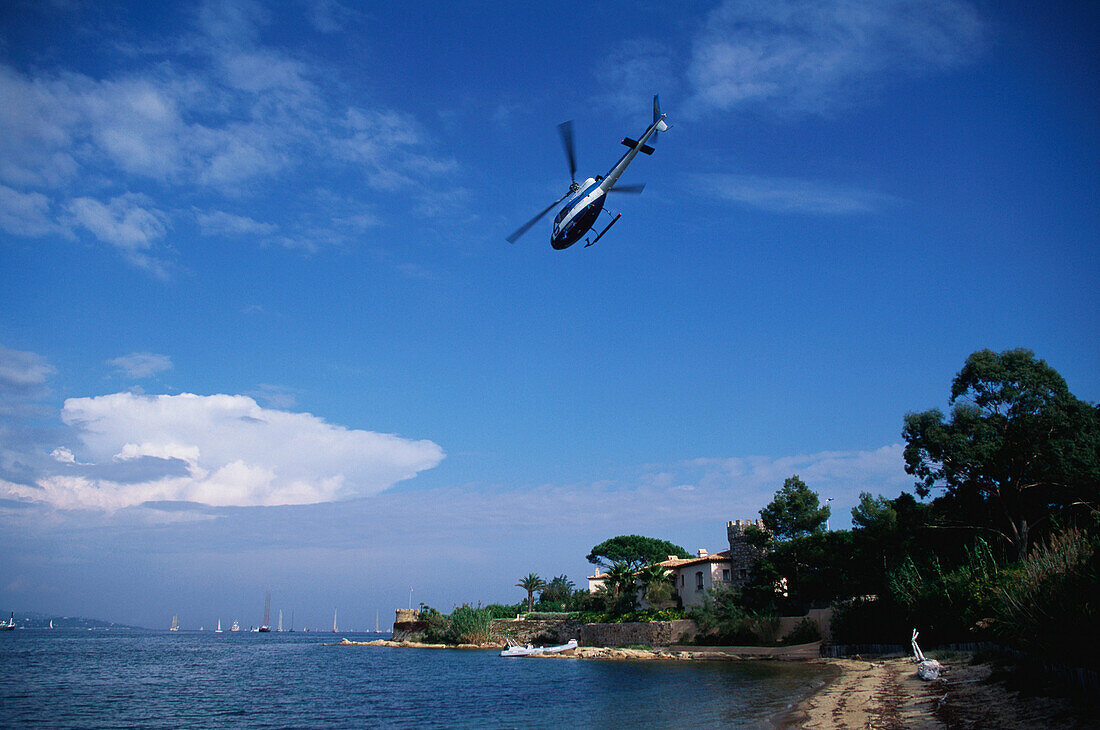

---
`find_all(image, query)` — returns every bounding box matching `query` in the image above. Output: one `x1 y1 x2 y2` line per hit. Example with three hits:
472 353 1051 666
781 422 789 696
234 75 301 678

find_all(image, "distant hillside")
4 611 144 630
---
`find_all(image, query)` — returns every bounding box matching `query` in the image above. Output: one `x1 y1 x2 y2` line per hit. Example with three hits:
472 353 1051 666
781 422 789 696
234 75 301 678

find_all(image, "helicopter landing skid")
584 213 621 248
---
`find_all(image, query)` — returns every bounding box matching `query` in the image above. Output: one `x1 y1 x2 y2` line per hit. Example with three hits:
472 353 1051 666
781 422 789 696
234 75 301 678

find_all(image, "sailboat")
332 608 338 633
215 619 223 633
277 610 283 633
169 615 179 632
258 591 272 632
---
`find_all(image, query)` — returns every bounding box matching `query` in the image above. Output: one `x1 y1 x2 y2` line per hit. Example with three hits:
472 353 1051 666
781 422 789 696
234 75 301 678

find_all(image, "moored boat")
500 638 577 657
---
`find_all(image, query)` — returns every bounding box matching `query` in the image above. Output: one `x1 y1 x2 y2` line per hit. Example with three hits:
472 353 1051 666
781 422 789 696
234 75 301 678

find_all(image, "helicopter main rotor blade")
558 120 577 183
506 191 570 244
609 182 646 193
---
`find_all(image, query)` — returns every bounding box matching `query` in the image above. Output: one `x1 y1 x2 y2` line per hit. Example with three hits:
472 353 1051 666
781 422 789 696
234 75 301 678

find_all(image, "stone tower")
726 519 766 586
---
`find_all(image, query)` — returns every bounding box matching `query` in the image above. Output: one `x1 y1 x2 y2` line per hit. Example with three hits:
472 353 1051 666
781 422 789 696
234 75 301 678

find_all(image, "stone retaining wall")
579 619 697 647
489 618 584 645
489 618 697 647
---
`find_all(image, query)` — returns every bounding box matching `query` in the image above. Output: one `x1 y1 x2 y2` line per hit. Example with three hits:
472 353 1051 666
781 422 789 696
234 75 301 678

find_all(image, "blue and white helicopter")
507 95 670 249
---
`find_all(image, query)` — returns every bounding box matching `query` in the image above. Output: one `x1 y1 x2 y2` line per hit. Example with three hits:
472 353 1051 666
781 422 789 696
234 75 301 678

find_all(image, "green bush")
780 617 821 645
446 604 494 644
887 538 1003 644
417 605 449 644
484 603 525 619
689 584 779 646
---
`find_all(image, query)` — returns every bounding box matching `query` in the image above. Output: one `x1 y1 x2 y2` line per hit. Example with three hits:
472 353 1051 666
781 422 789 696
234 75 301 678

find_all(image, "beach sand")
790 655 1095 729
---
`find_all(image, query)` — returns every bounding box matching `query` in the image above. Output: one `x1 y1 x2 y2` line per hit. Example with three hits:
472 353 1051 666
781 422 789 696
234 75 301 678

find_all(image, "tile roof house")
587 519 767 608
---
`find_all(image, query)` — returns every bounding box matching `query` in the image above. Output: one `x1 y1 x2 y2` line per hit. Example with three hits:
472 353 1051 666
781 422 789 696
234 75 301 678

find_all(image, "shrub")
994 528 1099 668
446 604 494 645
417 605 449 644
484 603 525 619
887 538 1003 644
689 584 779 645
780 617 821 645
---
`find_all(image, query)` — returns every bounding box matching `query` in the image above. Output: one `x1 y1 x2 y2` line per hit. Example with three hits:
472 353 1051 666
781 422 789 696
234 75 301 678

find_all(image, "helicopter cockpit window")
554 207 569 225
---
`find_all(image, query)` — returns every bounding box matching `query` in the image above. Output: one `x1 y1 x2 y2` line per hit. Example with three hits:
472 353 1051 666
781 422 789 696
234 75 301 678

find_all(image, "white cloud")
0 345 55 390
687 0 985 114
695 173 897 214
66 194 170 273
596 39 679 113
0 185 64 238
107 353 173 379
66 194 168 250
0 1 462 274
195 209 278 237
2 392 444 511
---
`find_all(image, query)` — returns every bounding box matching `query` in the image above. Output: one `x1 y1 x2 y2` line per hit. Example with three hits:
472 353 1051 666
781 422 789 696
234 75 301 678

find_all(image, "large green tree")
903 348 1100 558
759 475 830 541
586 535 690 570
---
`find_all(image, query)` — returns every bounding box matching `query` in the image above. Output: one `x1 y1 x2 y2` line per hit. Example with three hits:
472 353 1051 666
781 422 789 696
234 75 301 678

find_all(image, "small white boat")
0 612 15 631
215 619 223 633
500 638 578 657
231 621 240 632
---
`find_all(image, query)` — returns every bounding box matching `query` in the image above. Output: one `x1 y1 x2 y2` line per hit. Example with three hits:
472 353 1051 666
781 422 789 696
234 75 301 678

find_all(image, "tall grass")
994 528 1098 668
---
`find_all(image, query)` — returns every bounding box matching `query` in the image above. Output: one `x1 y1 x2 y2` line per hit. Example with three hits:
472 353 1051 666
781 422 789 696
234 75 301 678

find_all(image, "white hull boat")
500 639 578 657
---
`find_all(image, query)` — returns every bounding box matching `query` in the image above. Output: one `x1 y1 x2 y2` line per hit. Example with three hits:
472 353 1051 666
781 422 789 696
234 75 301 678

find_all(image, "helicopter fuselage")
551 178 604 249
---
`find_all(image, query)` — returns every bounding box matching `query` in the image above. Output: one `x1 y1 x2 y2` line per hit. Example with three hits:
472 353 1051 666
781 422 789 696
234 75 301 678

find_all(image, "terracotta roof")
659 550 732 569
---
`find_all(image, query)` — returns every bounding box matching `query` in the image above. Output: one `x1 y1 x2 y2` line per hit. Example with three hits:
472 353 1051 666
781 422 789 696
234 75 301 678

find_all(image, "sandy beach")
789 655 1095 729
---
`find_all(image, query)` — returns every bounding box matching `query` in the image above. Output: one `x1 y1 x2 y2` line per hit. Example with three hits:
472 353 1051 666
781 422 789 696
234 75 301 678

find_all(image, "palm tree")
637 563 673 607
516 573 546 612
542 575 576 606
604 561 637 598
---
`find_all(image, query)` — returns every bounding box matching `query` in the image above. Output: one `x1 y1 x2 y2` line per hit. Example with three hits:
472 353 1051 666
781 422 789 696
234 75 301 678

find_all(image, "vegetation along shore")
335 348 1098 726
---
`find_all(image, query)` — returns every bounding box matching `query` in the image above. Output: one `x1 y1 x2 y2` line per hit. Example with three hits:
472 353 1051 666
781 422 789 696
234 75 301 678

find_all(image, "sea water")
0 630 827 728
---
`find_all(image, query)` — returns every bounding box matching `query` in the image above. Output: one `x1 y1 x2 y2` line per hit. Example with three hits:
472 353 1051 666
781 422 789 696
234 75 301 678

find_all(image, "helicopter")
507 95 670 249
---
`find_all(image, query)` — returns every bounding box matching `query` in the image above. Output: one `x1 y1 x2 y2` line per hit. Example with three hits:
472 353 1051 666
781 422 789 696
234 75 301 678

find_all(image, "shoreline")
332 640 1095 728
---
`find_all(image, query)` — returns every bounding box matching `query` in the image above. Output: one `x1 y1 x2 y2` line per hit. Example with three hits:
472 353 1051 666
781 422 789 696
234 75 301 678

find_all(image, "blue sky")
1 0 1097 629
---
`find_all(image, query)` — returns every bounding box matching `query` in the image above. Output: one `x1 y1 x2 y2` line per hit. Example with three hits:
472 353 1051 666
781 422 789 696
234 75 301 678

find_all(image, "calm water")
0 630 827 728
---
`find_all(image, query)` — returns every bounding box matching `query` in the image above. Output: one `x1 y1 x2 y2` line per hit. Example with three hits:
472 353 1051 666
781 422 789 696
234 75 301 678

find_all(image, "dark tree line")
727 349 1098 664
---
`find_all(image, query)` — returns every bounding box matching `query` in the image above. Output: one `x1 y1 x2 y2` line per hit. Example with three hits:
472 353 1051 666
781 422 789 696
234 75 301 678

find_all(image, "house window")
739 569 748 580
722 569 730 581
695 571 704 591
680 574 684 587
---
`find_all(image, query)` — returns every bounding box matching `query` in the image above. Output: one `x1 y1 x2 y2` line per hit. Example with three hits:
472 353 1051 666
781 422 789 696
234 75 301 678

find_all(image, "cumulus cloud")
687 0 985 114
695 173 898 214
2 393 444 511
107 352 173 379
